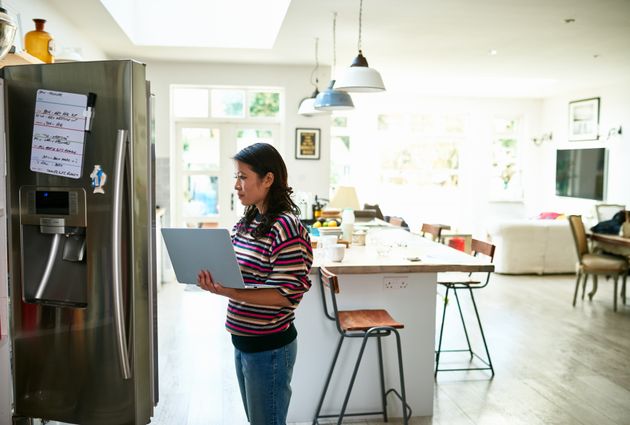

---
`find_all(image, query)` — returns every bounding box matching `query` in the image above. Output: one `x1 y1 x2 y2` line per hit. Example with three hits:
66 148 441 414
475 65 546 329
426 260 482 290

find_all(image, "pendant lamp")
314 12 354 111
335 0 385 92
298 38 330 116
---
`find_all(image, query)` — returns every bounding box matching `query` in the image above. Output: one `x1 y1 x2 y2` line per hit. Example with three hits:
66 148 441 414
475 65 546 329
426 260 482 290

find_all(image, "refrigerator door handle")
113 128 132 380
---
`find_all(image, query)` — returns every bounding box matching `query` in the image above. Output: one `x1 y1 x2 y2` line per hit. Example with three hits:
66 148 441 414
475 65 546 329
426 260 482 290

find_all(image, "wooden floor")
152 273 630 425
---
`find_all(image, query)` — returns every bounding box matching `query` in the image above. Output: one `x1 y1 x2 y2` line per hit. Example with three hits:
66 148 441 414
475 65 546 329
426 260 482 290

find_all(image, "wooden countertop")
313 228 494 274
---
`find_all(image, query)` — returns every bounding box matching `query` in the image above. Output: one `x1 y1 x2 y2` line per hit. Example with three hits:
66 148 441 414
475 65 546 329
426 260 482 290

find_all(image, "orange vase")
24 18 55 63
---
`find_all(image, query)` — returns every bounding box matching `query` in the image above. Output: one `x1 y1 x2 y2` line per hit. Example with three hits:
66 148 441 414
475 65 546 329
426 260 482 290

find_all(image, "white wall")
4 0 107 60
145 61 332 225
528 79 630 222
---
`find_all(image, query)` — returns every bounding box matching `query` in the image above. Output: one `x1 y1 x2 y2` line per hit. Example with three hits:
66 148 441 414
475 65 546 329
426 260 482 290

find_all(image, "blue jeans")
234 339 297 425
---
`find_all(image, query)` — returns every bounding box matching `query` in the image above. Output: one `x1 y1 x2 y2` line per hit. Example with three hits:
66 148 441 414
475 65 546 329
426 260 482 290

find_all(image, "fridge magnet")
90 164 107 194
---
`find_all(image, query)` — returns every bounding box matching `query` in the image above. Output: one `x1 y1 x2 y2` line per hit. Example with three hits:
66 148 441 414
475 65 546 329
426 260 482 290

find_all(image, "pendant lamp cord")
310 37 320 89
357 0 363 53
333 12 337 70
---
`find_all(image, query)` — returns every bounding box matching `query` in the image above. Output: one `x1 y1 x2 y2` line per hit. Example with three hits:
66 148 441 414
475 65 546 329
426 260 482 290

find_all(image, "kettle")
0 7 17 60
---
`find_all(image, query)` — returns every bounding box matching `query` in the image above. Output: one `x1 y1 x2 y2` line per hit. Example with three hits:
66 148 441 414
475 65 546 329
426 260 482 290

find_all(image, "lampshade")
329 186 360 211
298 89 330 116
314 80 354 111
335 51 385 92
335 0 385 93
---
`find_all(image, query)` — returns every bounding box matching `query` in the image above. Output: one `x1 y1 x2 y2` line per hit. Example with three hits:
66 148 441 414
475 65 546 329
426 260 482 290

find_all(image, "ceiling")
48 0 630 97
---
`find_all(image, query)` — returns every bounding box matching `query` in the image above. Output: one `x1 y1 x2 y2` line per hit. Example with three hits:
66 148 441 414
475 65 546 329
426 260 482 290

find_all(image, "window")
171 85 283 228
490 117 523 200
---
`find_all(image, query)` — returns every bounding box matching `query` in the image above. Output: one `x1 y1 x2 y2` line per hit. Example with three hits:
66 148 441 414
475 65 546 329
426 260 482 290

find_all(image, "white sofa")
486 219 577 274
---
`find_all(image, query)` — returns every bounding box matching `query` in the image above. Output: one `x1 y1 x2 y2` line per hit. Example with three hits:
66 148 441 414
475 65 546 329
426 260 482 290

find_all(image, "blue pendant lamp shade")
314 12 355 111
334 0 385 92
314 80 354 110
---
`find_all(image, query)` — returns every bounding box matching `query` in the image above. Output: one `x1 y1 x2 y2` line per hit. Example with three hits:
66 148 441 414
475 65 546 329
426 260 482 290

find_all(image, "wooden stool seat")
437 272 483 286
339 309 404 332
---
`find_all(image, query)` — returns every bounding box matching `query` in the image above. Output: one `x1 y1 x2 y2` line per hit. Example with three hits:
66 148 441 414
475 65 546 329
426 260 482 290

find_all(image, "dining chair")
313 267 411 425
363 203 384 220
421 223 444 242
595 204 626 222
435 238 496 377
568 215 628 311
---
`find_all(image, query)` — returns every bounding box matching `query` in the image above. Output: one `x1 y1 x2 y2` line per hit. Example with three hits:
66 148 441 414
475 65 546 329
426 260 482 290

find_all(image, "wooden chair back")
568 215 588 260
319 266 340 294
471 239 496 261
318 267 344 332
363 203 384 220
389 217 404 227
421 223 443 241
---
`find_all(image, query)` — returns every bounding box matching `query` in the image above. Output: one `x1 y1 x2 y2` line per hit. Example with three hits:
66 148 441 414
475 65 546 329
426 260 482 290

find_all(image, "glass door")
174 123 279 229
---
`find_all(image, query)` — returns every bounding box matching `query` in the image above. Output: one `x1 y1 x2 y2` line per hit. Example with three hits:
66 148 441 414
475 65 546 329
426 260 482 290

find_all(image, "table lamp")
329 186 360 211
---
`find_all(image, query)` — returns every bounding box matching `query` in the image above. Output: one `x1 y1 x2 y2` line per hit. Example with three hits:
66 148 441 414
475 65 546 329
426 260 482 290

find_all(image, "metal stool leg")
337 333 371 425
376 337 388 422
312 335 344 425
453 287 473 358
393 329 410 425
435 285 449 377
468 287 494 376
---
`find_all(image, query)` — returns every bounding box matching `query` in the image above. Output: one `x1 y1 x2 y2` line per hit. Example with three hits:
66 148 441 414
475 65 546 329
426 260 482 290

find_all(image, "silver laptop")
161 228 247 288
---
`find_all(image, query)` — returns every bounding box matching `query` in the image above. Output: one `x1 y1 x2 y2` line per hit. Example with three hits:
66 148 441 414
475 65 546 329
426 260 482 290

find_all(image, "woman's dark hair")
233 143 300 238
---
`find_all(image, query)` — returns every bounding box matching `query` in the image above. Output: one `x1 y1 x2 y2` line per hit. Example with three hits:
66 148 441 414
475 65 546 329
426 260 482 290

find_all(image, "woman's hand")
197 269 232 297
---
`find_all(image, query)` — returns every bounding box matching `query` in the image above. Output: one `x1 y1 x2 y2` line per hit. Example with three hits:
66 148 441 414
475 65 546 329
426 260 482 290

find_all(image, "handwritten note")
30 89 88 179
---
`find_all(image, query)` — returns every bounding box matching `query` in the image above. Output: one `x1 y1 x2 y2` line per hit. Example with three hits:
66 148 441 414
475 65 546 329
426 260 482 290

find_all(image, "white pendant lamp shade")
314 80 354 111
335 51 385 92
298 89 330 116
336 0 385 93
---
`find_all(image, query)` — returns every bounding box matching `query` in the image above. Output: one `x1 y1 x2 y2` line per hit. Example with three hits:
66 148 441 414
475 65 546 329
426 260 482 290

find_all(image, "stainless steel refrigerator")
2 60 158 425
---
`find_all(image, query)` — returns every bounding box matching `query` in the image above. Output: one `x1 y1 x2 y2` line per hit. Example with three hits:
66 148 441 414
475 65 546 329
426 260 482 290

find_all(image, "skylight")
99 0 291 48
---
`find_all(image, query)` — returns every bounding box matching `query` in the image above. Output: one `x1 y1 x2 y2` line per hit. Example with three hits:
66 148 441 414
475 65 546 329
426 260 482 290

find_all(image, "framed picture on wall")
295 128 320 160
568 97 600 141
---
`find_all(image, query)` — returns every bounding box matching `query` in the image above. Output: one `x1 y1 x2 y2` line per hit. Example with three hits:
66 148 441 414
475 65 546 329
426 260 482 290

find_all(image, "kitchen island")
289 228 494 422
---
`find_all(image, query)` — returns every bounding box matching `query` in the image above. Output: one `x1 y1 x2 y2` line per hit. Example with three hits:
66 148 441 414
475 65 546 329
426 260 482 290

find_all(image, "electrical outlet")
383 276 408 289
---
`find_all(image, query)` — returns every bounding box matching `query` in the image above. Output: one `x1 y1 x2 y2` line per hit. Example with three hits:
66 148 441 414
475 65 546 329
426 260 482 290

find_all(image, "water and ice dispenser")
19 186 88 307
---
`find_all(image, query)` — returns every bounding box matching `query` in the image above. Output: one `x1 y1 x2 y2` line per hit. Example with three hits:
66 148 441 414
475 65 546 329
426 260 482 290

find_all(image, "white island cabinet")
288 231 493 422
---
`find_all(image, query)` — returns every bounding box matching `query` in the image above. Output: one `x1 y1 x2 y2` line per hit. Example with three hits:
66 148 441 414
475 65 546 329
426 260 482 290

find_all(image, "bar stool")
312 267 412 425
435 239 496 377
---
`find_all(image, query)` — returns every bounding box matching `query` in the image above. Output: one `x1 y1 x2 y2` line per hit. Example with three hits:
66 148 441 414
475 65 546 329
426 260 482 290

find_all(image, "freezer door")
4 60 155 425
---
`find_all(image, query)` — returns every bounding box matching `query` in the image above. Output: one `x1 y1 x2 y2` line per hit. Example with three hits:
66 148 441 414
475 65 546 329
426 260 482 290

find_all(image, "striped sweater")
228 212 313 337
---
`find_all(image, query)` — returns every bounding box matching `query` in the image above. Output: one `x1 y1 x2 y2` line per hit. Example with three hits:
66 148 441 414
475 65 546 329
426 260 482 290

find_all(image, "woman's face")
234 160 274 213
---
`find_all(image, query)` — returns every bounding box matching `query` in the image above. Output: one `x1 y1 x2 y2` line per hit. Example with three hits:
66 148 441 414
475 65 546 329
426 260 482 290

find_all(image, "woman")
197 143 313 425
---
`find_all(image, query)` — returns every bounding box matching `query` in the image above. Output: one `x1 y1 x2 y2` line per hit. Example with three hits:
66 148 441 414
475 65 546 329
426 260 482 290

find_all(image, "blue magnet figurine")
90 164 107 194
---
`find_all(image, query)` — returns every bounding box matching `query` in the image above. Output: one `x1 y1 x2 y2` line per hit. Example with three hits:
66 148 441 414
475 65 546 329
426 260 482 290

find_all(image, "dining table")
590 232 630 257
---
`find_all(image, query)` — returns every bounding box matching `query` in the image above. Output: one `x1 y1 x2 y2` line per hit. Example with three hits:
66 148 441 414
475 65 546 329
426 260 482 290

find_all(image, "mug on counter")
327 243 346 262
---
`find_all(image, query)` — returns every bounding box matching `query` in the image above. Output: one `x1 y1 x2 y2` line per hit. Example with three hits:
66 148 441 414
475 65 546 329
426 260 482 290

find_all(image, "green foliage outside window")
249 92 280 117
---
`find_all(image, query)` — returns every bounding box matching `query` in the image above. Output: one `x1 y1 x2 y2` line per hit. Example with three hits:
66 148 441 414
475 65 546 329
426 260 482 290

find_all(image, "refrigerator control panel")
19 186 87 227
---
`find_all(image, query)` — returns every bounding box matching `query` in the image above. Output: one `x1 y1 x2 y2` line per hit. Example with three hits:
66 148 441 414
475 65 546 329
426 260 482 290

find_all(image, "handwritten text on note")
30 89 88 179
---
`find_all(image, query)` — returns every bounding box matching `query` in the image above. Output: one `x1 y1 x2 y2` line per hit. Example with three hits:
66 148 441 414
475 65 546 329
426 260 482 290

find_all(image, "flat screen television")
555 147 606 200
